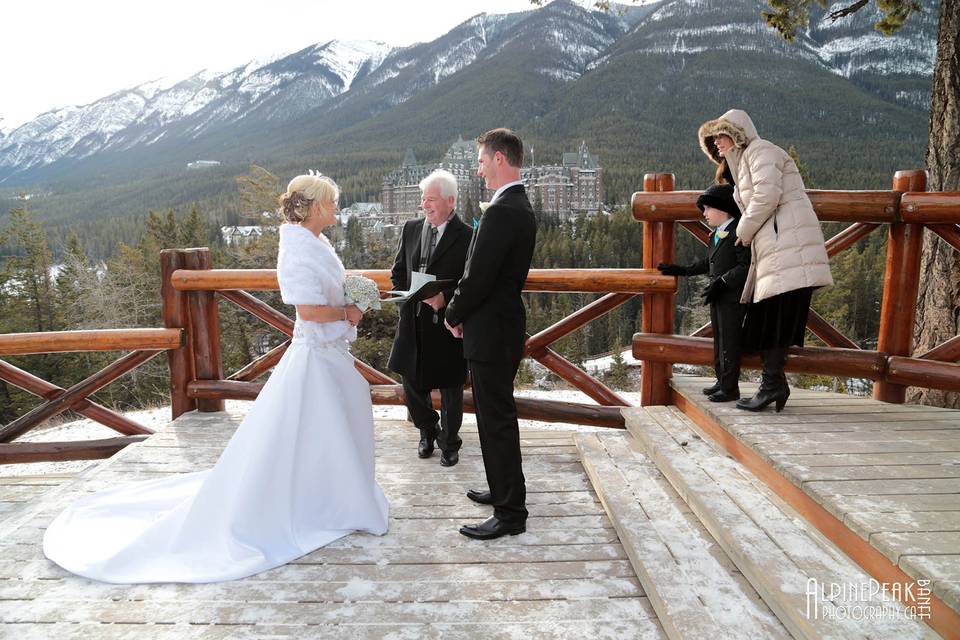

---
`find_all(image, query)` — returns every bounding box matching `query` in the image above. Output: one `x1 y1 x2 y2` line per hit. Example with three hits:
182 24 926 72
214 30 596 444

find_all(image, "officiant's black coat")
388 215 471 389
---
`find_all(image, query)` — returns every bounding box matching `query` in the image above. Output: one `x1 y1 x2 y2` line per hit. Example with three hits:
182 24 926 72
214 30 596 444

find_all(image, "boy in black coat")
658 184 750 402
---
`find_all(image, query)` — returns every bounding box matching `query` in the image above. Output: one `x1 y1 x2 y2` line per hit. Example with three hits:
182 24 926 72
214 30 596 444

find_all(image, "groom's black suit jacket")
445 185 537 365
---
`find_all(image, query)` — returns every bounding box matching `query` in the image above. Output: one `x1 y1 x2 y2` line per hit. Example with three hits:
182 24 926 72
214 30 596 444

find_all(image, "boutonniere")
716 229 729 239
474 202 491 229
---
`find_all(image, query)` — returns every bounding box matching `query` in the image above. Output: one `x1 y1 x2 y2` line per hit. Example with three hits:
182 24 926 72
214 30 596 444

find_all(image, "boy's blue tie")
713 231 719 246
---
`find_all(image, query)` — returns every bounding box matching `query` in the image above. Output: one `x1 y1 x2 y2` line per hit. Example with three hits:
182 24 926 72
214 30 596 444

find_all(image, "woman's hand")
735 237 751 247
344 304 363 326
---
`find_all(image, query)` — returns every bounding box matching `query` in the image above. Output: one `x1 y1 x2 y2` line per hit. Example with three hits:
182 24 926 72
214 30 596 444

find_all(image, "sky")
0 0 550 131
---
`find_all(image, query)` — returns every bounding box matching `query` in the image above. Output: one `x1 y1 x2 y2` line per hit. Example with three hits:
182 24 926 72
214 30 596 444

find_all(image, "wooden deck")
0 408 665 639
672 375 960 624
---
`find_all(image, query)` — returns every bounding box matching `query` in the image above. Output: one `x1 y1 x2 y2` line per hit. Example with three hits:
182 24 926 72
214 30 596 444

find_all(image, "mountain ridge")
0 0 938 230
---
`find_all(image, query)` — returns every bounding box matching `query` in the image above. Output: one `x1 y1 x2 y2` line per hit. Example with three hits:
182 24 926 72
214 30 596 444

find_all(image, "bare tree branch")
828 0 870 22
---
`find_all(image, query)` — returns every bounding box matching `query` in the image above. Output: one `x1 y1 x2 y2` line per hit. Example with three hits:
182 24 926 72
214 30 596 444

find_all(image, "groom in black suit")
445 128 536 540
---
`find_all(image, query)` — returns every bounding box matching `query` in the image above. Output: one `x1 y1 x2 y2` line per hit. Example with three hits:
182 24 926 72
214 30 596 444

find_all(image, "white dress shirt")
491 180 525 204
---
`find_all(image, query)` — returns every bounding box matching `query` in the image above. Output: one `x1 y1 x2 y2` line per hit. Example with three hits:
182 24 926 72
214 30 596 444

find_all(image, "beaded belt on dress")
291 323 350 351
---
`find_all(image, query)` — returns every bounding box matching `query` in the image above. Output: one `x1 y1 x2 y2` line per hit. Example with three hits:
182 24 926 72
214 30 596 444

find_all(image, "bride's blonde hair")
278 174 339 223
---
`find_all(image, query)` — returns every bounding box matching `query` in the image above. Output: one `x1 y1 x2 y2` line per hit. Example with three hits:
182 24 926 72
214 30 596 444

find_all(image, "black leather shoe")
708 389 740 402
466 489 493 505
418 424 438 458
459 516 526 540
702 382 722 395
440 450 459 467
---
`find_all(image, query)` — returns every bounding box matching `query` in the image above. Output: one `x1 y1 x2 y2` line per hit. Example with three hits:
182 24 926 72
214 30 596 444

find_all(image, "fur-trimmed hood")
698 109 759 165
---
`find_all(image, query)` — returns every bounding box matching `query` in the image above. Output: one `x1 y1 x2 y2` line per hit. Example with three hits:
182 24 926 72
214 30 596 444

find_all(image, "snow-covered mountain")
0 0 937 185
0 40 393 181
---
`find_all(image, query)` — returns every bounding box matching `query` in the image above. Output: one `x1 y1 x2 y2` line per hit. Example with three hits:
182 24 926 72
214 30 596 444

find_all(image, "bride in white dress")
43 174 389 583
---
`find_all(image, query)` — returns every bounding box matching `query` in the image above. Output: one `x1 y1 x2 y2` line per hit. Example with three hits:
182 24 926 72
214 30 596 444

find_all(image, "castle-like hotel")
381 136 604 222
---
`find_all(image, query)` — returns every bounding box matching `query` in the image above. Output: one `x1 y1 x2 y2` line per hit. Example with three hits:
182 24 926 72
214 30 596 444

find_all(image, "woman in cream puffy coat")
698 109 833 412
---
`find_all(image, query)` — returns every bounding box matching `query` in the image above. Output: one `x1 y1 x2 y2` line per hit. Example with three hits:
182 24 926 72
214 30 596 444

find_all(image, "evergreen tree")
605 348 630 390
179 203 208 248
5 205 56 333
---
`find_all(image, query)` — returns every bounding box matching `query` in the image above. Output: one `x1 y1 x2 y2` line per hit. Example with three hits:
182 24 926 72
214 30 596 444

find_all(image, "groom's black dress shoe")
418 424 438 458
440 450 459 467
466 489 493 505
702 382 722 395
459 516 526 540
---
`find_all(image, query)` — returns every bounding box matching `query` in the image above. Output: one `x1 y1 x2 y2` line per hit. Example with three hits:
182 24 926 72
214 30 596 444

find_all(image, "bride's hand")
345 305 363 326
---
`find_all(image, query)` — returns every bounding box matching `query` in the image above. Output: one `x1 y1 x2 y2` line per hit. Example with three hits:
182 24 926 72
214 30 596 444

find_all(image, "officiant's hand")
422 292 445 311
345 304 363 326
444 319 463 338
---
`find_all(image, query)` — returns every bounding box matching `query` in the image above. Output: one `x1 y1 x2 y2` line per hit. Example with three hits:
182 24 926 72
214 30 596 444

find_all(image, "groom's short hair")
477 128 523 168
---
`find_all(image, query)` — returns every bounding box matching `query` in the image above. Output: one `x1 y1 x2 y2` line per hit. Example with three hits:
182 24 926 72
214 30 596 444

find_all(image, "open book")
385 270 456 303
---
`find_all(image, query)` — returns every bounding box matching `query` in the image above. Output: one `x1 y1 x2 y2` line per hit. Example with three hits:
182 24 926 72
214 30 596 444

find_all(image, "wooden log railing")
632 170 960 403
5 174 956 463
0 328 184 463
165 251 675 427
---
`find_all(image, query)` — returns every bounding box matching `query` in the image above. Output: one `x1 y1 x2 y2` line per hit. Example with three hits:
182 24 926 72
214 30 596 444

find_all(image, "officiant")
388 169 472 466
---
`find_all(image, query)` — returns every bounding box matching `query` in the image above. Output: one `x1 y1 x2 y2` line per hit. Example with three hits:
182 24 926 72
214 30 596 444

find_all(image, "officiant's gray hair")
419 170 458 206
278 174 339 223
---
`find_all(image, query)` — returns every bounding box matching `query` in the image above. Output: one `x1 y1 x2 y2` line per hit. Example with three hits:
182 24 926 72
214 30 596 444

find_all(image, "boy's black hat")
696 183 741 219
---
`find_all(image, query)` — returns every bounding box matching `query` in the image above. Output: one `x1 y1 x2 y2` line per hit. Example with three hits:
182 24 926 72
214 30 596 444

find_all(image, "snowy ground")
2 388 633 479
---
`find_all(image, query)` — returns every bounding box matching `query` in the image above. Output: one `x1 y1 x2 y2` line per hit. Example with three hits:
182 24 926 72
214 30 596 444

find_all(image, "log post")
182 248 225 412
639 173 676 406
161 249 197 419
874 170 927 403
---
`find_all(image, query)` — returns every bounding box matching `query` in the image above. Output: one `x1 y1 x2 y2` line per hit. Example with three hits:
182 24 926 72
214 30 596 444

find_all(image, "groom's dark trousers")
445 185 536 525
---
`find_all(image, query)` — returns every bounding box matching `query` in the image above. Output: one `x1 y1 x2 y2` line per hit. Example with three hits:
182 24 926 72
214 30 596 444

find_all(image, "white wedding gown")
43 224 389 583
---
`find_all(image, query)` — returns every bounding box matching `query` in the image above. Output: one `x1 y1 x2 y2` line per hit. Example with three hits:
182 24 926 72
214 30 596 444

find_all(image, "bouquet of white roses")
344 274 382 312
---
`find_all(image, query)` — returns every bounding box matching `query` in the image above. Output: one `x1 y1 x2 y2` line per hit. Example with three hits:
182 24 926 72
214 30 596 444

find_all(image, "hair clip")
307 169 324 177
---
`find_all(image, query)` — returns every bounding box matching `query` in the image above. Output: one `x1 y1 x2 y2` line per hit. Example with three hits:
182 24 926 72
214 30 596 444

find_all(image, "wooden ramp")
0 408 665 639
670 375 960 638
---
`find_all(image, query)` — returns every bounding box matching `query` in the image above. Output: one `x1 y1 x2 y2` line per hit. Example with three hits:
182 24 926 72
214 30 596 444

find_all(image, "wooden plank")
871 532 960 562
626 405 938 640
0 414 656 638
904 555 960 613
733 420 960 435
844 511 960 537
0 597 657 626
0 574 644 606
770 452 960 467
747 430 960 445
779 463 960 483
577 432 789 639
744 439 960 456
802 478 960 496
810 493 960 518
654 406 946 628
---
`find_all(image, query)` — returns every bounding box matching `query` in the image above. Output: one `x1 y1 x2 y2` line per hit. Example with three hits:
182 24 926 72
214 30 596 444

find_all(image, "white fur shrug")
277 224 355 343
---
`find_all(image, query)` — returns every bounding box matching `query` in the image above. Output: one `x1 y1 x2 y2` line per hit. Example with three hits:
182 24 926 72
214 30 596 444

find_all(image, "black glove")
657 262 687 276
703 278 726 304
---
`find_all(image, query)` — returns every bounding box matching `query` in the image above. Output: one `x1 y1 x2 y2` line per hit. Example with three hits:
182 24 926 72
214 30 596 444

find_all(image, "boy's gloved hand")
703 278 725 303
657 263 687 276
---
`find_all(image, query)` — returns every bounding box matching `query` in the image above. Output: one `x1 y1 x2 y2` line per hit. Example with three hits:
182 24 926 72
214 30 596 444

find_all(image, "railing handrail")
169 267 676 294
632 189 960 224
0 328 183 356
